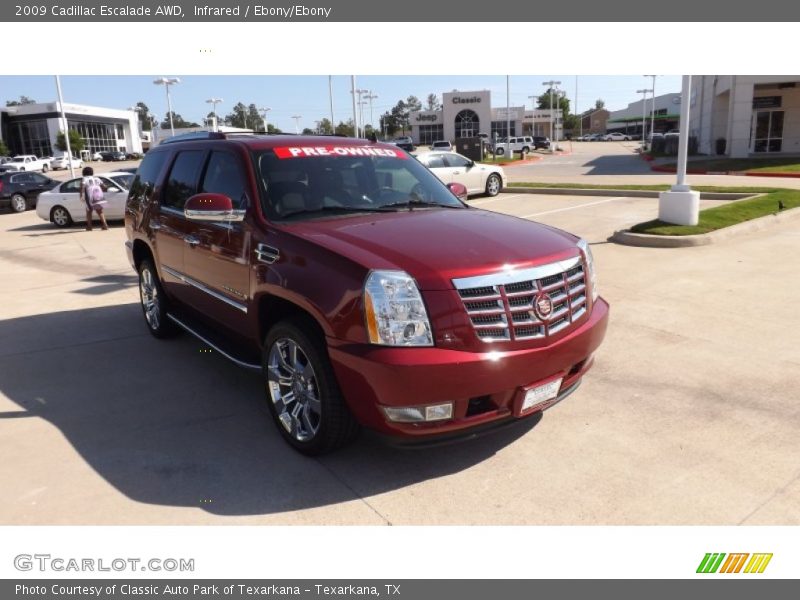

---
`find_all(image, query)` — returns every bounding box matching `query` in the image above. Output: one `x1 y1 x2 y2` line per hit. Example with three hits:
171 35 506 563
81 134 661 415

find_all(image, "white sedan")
416 151 505 197
36 171 134 227
603 132 632 141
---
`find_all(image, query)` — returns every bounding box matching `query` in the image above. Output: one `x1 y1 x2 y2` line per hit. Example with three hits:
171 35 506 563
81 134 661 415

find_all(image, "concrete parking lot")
1 188 799 525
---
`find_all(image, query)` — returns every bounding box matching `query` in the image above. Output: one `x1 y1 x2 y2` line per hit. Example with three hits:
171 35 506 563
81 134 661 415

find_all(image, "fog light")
424 403 453 421
383 402 453 423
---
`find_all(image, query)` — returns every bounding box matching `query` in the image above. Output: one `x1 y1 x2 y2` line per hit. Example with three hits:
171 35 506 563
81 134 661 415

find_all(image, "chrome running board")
166 313 261 371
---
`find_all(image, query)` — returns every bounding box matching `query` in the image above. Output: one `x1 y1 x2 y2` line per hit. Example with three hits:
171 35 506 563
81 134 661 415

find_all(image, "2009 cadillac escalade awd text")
125 133 609 455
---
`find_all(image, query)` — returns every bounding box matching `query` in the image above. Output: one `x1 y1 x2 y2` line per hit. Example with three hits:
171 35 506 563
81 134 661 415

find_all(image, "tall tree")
390 100 410 135
160 112 199 129
134 101 154 131
406 95 422 113
425 93 440 111
224 102 250 128
318 118 334 134
334 120 355 137
5 95 36 107
0 139 9 156
55 129 85 154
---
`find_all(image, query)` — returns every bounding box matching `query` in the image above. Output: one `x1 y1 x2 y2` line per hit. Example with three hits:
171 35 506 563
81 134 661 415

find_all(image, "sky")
0 75 681 133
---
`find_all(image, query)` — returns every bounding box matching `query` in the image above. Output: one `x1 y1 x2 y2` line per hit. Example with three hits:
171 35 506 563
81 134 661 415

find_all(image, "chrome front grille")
453 256 589 343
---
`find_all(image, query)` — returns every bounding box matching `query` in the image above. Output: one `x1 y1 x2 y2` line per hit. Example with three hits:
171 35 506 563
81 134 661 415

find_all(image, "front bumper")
329 297 609 437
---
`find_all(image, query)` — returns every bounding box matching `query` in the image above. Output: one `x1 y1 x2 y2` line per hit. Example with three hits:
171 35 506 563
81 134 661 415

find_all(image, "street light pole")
154 77 180 137
54 75 75 178
205 97 223 132
542 80 561 153
658 75 699 226
366 92 378 136
258 107 271 133
636 88 652 151
292 115 302 135
645 75 657 139
350 76 359 138
328 75 335 128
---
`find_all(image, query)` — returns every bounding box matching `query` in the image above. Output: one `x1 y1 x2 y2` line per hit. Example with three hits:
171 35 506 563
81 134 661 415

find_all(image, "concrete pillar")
728 77 754 158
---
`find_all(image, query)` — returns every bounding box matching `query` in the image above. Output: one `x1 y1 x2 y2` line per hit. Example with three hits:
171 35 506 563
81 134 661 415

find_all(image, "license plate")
521 378 563 413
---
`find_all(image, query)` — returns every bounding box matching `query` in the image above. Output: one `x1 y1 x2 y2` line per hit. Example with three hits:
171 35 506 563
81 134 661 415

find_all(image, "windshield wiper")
379 199 464 210
279 205 399 218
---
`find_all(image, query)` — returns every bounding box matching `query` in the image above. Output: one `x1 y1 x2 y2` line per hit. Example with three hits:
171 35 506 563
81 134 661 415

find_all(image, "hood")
285 207 580 290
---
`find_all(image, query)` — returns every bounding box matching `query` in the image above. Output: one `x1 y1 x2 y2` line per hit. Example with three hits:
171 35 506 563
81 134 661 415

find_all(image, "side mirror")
465 160 474 168
184 193 245 222
446 182 468 202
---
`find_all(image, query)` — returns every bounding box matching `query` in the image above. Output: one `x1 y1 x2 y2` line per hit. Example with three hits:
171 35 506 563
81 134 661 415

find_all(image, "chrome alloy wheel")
139 266 160 330
486 174 501 196
267 338 322 442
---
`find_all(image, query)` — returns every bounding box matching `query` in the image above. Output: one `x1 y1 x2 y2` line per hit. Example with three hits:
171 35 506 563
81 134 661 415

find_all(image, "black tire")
485 173 502 197
51 205 72 227
495 147 504 156
137 259 179 339
10 193 27 213
42 164 49 172
263 318 359 455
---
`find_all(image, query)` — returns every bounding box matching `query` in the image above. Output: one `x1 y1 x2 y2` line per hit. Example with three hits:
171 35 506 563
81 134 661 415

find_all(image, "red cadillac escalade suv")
125 132 609 455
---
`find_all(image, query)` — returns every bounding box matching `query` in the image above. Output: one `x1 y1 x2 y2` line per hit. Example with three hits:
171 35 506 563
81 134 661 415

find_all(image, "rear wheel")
51 206 72 227
495 147 504 156
263 319 359 455
10 194 27 213
138 259 179 338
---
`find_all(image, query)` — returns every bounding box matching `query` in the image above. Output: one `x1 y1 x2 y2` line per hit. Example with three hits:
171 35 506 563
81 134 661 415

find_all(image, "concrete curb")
610 206 800 248
504 187 752 200
649 164 800 178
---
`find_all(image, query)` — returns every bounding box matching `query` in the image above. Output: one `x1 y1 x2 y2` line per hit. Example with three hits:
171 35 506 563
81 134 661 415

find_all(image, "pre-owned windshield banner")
3 0 798 21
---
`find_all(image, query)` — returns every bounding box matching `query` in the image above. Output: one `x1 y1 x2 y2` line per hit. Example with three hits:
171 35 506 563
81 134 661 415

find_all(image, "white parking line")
470 193 529 205
520 197 628 218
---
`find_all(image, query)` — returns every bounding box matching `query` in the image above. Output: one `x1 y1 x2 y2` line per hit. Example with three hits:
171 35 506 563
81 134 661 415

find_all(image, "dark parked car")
533 136 551 150
0 171 58 213
100 151 127 161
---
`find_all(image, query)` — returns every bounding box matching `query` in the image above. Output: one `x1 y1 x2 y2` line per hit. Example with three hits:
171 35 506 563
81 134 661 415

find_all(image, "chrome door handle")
184 235 200 247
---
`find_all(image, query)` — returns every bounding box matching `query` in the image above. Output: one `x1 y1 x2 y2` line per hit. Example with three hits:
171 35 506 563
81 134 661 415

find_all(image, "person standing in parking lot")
80 166 108 231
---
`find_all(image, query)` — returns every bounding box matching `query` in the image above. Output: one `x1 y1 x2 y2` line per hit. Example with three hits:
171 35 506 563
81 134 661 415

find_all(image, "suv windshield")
255 145 466 220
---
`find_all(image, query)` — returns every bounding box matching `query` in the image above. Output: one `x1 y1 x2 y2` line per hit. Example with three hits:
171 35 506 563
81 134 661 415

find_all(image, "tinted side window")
200 151 248 209
62 179 82 194
30 173 51 184
425 155 446 168
129 150 168 205
443 154 469 168
162 150 205 210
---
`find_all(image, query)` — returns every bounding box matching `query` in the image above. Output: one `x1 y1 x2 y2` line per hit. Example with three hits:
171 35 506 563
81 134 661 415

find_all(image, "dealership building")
0 101 143 158
689 76 800 157
606 93 681 137
408 90 561 145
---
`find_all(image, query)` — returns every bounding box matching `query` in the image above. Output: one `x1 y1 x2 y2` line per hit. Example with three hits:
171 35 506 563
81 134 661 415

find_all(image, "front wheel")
485 173 502 197
42 164 49 172
138 259 179 338
264 319 359 455
10 194 27 213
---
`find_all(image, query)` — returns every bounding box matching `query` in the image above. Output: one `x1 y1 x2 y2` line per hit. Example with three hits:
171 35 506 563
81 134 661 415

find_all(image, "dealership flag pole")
54 75 75 178
658 75 699 225
351 76 359 138
505 76 511 158
329 76 335 130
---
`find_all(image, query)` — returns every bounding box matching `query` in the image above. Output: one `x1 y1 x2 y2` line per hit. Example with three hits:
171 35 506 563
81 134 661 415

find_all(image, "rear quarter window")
128 151 168 207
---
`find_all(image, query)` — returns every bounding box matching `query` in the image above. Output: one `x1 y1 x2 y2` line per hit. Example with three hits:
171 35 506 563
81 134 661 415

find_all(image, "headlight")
364 270 433 346
577 238 598 302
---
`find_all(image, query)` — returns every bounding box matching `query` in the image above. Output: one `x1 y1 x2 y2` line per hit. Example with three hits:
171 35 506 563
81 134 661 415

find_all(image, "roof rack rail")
160 131 226 145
